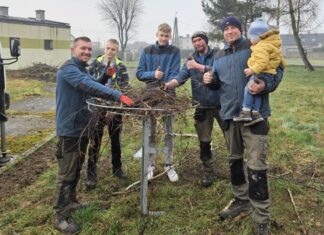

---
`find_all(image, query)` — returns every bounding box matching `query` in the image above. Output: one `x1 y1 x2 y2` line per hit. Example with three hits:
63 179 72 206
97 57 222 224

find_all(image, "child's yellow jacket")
248 29 286 75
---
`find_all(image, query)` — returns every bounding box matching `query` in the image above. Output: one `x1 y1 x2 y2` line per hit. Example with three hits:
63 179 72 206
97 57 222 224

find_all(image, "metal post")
140 114 150 215
0 46 10 165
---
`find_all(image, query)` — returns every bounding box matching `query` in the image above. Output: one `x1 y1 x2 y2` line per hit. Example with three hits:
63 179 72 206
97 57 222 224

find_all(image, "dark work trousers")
87 112 122 180
54 136 88 219
223 119 270 224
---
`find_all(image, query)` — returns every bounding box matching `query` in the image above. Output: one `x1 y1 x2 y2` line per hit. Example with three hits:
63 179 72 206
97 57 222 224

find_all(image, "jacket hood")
259 29 282 48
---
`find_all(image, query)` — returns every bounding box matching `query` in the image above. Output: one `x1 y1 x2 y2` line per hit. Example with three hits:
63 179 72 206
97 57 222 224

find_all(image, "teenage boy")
86 39 130 189
136 23 180 182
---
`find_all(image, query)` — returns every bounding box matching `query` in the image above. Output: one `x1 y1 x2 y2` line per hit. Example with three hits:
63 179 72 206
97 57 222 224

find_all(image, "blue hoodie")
136 42 180 86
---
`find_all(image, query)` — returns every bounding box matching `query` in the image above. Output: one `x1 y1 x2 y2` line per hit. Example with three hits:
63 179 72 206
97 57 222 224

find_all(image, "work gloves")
119 95 134 106
106 66 115 77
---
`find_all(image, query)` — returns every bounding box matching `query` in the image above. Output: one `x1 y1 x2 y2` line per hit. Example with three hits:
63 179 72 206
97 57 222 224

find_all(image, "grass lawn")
0 66 323 234
285 58 324 67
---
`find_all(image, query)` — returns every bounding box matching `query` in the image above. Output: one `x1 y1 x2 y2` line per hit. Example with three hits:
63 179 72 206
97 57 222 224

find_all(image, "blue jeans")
242 74 273 112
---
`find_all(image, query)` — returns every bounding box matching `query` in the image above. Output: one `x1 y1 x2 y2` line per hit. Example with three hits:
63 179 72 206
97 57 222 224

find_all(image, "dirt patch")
0 141 55 200
7 63 58 82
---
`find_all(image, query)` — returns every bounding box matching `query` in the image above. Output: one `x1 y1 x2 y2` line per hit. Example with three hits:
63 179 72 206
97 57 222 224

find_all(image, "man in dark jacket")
203 16 284 235
165 31 222 188
54 36 133 233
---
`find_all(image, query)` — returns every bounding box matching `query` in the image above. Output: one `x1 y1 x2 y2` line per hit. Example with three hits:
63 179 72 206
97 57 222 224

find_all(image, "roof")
281 33 324 47
0 15 70 29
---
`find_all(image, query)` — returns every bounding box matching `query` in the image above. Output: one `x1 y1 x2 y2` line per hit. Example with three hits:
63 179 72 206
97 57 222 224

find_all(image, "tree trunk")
287 0 314 71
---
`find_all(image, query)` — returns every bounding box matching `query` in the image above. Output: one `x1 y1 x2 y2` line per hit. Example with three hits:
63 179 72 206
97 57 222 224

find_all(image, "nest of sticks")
89 87 193 117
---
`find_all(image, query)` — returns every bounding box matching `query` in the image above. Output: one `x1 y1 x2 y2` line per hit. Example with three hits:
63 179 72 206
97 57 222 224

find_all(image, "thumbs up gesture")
154 66 164 80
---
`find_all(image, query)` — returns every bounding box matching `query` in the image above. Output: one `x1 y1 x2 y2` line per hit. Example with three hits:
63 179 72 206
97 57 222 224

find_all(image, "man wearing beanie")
165 31 222 188
203 16 284 235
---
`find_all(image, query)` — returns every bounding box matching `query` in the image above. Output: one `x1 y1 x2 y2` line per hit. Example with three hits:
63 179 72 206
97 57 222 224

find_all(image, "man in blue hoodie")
136 23 180 182
165 31 222 188
54 36 133 233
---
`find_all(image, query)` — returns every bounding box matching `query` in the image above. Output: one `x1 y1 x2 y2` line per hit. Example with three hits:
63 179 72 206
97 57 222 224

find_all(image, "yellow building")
0 6 71 69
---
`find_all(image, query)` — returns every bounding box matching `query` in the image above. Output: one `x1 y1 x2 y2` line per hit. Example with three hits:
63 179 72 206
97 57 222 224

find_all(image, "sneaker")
133 148 142 158
147 165 155 180
233 110 252 122
165 164 179 182
244 111 264 127
54 216 81 234
219 198 251 220
113 168 127 179
255 223 270 235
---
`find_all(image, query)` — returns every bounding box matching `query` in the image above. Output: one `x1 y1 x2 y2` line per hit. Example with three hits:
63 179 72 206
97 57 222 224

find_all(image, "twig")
111 188 137 196
125 153 192 192
269 170 292 178
186 197 194 211
172 133 198 138
125 163 180 191
311 163 317 180
287 188 308 235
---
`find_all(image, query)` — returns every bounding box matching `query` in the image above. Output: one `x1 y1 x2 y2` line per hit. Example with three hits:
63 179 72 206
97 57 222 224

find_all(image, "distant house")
281 33 324 54
0 6 71 69
125 41 149 61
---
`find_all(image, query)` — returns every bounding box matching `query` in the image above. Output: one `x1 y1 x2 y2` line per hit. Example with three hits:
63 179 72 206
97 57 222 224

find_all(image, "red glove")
106 66 115 77
119 95 134 106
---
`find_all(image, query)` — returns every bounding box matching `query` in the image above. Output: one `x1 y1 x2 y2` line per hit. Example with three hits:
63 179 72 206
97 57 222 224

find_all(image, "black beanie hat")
191 31 209 44
220 16 242 32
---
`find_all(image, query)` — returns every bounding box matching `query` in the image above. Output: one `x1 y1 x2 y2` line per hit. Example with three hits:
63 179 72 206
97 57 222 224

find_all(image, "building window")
44 40 53 50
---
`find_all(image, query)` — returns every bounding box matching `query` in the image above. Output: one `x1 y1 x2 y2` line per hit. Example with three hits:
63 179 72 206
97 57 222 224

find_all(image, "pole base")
0 156 10 166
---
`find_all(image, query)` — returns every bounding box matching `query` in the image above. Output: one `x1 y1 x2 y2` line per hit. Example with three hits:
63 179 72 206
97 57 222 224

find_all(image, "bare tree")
266 0 320 71
287 0 316 71
98 0 143 59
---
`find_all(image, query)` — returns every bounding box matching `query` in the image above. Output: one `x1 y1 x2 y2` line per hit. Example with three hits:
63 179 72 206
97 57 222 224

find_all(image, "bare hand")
203 72 213 84
248 78 265 95
164 79 179 90
187 59 200 70
244 68 254 76
154 66 164 80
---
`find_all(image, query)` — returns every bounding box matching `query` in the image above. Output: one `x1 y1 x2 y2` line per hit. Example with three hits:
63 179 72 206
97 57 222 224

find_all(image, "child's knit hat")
248 18 269 41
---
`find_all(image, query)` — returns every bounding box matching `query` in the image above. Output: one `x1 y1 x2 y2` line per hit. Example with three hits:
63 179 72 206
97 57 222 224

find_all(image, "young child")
86 39 129 188
136 23 180 182
233 18 286 126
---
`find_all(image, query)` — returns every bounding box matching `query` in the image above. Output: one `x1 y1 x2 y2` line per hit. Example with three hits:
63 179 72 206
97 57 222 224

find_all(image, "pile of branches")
91 87 193 117
7 63 58 82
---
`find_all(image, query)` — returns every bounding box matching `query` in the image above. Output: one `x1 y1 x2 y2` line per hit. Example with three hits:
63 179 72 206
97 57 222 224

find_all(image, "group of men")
54 15 283 234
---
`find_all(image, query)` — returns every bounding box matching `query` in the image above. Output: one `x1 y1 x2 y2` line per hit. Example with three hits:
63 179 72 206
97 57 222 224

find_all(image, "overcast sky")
2 0 324 45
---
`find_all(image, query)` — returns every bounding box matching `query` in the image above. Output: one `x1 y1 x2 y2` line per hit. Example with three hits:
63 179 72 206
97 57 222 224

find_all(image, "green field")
0 66 323 234
285 58 324 66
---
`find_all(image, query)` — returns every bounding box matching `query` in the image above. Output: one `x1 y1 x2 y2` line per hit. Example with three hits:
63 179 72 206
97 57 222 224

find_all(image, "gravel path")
5 84 56 136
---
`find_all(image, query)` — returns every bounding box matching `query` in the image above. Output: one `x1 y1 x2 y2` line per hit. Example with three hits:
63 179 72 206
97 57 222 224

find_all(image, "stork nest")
88 87 194 117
